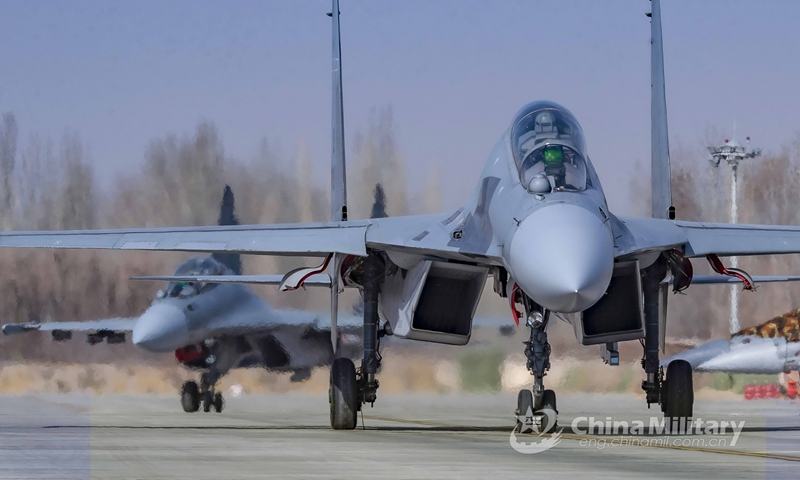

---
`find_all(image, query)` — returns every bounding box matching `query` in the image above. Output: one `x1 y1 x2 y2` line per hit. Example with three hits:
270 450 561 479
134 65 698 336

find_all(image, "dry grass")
0 355 754 401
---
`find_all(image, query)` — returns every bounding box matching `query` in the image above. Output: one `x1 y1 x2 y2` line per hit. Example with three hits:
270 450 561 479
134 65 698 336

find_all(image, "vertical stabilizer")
328 0 347 353
212 185 242 274
650 0 673 220
330 0 348 222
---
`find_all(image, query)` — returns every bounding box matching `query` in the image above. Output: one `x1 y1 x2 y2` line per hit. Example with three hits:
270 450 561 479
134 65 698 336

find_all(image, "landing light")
527 311 544 327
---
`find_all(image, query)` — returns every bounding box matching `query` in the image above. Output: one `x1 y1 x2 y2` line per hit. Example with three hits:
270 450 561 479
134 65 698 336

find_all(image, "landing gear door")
380 260 432 338
380 259 487 345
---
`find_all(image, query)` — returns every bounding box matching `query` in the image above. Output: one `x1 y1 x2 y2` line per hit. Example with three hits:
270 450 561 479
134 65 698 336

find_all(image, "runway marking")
556 432 800 463
365 415 800 462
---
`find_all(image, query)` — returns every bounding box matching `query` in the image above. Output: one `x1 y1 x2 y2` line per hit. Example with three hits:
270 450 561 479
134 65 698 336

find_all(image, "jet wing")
129 274 332 286
677 221 800 257
2 318 136 335
0 222 370 257
690 275 800 285
615 216 800 259
0 213 504 265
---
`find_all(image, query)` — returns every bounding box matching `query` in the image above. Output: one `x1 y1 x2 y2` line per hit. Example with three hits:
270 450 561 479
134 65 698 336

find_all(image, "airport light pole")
708 138 762 334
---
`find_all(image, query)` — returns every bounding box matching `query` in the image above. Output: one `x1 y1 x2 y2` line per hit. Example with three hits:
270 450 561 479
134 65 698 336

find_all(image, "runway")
0 392 798 479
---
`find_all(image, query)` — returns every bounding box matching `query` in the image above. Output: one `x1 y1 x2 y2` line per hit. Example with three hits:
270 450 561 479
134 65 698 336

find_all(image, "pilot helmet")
534 111 558 137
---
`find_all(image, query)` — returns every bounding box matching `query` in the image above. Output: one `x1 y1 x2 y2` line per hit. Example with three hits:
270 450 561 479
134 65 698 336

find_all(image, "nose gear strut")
516 294 558 433
525 312 551 410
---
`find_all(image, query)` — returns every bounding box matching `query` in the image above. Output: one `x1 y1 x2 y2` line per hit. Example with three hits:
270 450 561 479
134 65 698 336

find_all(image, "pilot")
534 111 558 139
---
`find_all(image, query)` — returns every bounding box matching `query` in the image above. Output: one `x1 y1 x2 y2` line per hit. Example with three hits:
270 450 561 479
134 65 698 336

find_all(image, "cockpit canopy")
511 101 588 192
164 257 233 299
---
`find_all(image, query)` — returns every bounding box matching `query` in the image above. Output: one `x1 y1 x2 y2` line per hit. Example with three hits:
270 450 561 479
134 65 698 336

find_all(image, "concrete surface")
0 392 798 479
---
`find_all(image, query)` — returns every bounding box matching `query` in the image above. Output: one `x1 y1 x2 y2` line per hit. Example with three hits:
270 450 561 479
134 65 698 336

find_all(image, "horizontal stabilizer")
3 318 136 335
130 274 332 287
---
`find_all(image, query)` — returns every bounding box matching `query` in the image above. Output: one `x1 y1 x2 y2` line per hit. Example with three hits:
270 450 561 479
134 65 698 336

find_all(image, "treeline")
630 131 800 340
0 106 443 362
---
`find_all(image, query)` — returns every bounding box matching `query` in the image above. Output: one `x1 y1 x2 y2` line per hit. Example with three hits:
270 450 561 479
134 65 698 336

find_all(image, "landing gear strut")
516 300 557 433
329 252 383 430
641 258 693 430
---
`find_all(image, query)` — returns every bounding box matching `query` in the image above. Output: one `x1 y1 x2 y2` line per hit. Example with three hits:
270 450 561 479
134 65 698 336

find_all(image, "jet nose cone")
661 339 731 370
507 204 613 313
697 337 786 374
132 302 189 352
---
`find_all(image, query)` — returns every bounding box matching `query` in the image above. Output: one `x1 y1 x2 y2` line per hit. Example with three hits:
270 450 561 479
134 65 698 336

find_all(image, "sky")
1 0 799 216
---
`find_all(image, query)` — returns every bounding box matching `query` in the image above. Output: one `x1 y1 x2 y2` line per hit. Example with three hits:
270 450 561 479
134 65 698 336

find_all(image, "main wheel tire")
213 392 224 413
665 359 694 432
541 389 558 433
516 389 534 432
330 358 358 430
181 381 200 413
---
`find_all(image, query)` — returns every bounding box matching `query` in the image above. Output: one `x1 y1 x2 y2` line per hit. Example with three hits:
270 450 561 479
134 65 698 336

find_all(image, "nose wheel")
181 381 200 413
203 391 224 413
182 372 224 413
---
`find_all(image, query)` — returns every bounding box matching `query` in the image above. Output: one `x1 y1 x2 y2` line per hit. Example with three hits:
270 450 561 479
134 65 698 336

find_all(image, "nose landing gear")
180 375 224 413
516 301 558 433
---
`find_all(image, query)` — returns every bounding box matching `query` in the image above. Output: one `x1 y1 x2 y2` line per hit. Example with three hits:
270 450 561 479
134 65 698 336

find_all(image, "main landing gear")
516 300 558 433
181 371 224 414
641 259 693 431
329 253 383 430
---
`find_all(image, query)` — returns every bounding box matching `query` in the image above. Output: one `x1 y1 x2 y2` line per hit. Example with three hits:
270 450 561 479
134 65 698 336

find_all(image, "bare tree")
351 106 409 219
370 183 388 219
0 112 18 222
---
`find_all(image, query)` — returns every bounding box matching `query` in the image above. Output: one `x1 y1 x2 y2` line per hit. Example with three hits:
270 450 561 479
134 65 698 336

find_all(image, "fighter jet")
4 0 800 431
2 186 359 413
665 309 800 374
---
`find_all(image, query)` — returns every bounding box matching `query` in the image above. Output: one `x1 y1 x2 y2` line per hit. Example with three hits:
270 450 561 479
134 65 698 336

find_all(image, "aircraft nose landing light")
507 204 614 313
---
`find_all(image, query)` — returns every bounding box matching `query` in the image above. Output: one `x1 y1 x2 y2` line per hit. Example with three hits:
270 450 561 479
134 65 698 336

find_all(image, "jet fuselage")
458 101 615 313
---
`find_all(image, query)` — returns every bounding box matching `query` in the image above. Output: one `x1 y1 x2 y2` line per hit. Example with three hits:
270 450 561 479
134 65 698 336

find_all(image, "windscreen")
165 256 232 298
